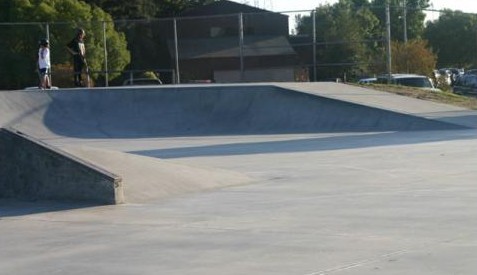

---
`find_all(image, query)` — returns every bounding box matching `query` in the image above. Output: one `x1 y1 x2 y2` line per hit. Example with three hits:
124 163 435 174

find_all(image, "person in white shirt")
38 38 51 89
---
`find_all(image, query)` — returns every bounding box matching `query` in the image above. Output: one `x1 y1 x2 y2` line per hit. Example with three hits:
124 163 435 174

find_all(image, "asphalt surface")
1 83 477 274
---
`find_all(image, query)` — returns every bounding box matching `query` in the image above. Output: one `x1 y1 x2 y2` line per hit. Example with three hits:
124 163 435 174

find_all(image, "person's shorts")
39 68 49 76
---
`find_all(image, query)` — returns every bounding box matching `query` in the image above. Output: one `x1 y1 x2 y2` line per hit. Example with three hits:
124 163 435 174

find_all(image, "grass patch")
358 84 477 110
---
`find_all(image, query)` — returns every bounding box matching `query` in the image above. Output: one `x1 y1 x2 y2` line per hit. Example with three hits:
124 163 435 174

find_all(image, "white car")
377 74 441 91
357 77 377 84
122 78 162 86
23 86 59 90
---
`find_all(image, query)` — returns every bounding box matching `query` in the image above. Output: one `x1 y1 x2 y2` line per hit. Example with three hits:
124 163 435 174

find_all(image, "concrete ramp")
1 85 465 140
2 83 477 274
60 145 254 203
0 83 471 203
0 128 124 204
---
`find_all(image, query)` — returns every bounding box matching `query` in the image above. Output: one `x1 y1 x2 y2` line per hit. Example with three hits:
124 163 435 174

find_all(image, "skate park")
1 82 477 274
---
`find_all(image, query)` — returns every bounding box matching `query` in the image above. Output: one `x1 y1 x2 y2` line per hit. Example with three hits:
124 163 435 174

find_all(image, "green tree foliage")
0 0 130 89
155 0 217 17
424 10 477 68
82 0 159 19
296 0 381 79
83 0 217 19
371 0 429 41
295 0 437 79
80 0 217 82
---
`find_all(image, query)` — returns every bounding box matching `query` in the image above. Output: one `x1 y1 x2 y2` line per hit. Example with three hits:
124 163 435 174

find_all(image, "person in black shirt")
66 28 87 87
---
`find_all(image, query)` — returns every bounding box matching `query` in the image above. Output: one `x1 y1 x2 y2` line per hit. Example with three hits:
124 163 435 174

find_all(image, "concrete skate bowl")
4 84 464 139
0 84 469 204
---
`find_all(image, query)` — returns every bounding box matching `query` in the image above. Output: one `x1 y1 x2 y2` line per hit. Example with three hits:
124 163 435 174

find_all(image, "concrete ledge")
0 127 124 204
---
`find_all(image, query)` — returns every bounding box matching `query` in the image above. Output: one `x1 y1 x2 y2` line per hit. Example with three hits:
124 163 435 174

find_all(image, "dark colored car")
453 74 477 96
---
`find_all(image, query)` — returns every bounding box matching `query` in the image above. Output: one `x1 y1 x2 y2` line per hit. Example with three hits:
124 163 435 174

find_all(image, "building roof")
168 35 297 60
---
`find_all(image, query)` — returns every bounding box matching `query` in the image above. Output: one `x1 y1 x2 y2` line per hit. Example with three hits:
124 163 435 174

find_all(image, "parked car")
23 86 59 90
437 68 464 85
376 74 440 91
122 78 162 86
452 74 477 96
437 69 452 85
357 77 377 84
464 69 477 76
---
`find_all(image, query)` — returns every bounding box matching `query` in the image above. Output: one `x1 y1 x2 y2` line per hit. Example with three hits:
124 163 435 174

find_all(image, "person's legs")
39 68 47 89
73 57 84 86
45 68 51 88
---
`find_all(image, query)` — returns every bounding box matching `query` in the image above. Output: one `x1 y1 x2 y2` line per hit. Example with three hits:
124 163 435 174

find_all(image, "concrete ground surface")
1 83 477 274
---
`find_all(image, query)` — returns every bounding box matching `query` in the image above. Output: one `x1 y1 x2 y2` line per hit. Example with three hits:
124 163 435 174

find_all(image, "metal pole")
385 1 392 83
403 0 409 73
46 23 50 42
239 13 245 82
46 23 52 84
312 10 317 82
403 0 408 43
173 18 180 84
103 21 109 87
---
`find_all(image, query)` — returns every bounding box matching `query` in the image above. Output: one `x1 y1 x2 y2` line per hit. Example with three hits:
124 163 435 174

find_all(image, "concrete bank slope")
278 82 477 129
0 128 124 204
59 145 254 203
0 83 468 139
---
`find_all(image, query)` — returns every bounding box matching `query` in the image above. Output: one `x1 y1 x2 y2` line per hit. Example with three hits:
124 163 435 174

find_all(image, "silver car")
377 74 440 91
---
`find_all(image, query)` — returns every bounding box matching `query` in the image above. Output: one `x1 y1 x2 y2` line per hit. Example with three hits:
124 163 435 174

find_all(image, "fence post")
173 18 180 84
103 21 109 87
312 10 317 82
239 13 245 82
385 1 392 83
403 0 408 44
46 23 52 84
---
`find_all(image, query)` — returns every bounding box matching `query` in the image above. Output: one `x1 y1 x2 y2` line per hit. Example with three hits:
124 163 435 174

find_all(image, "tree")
391 39 436 74
424 10 477 68
82 0 159 19
295 0 381 79
0 0 130 89
81 0 217 83
371 0 429 41
83 0 218 19
155 0 218 17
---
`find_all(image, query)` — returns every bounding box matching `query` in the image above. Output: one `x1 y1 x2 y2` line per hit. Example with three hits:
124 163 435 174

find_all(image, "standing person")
66 28 87 87
38 38 51 89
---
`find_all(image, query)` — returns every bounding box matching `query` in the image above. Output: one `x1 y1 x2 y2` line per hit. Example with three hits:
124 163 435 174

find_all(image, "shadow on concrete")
0 199 99 218
129 130 477 159
40 86 467 139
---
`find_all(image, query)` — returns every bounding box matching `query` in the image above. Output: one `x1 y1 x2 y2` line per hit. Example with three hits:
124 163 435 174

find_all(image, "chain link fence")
1 6 474 89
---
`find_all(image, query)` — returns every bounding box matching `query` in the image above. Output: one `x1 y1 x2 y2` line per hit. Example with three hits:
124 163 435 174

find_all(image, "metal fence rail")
0 4 474 89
